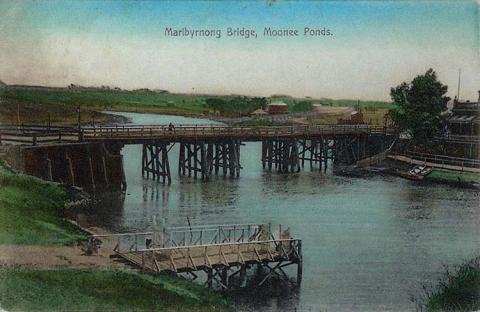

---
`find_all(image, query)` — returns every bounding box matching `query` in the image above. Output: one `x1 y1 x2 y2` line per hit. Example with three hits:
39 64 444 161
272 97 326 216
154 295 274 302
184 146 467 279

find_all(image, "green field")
0 269 230 312
0 85 393 125
0 161 85 245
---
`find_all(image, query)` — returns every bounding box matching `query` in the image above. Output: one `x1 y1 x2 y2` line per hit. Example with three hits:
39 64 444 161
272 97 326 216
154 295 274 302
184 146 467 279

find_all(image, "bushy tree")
292 101 313 112
205 98 227 113
390 69 450 142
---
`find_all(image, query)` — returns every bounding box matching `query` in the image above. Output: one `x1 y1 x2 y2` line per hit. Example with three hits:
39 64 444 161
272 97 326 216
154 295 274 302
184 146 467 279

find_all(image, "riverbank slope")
0 161 230 311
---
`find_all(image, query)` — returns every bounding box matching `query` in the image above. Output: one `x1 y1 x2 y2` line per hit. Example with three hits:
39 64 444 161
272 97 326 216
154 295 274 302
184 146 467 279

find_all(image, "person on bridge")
168 123 175 132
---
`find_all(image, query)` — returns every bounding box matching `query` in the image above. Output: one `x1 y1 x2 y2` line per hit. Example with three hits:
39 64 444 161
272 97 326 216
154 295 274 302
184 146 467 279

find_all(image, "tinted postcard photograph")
0 1 479 311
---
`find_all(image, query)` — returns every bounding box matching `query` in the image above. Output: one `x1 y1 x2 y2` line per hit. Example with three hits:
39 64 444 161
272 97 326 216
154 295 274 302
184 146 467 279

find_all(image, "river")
93 111 479 311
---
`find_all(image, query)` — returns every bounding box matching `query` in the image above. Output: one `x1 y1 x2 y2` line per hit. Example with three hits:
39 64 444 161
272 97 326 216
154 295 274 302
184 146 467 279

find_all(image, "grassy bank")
425 169 480 185
0 161 85 245
0 269 230 312
422 257 480 312
0 88 125 125
0 86 212 124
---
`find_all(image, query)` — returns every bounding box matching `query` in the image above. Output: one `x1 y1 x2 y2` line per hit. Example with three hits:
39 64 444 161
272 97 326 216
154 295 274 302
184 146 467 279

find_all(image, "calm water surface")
96 112 479 312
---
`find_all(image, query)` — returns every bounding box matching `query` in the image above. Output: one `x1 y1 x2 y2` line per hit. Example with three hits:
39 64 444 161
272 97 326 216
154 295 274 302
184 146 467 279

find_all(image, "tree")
205 98 227 113
389 69 450 143
291 101 313 112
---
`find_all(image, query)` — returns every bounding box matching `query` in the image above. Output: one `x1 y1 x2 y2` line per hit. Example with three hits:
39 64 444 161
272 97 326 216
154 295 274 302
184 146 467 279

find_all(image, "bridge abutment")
4 142 127 191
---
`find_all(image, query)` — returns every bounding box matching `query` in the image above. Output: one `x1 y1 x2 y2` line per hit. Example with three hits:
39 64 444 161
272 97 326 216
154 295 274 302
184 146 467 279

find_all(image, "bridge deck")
0 124 387 145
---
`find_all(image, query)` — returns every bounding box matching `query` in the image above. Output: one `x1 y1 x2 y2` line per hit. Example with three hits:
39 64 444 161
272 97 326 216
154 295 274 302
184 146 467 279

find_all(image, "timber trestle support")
142 136 371 185
143 140 241 184
176 140 242 180
142 142 172 184
262 136 369 172
262 138 301 173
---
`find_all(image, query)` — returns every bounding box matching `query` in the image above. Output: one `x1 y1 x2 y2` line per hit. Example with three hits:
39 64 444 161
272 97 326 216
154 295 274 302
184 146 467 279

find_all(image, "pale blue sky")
0 1 478 100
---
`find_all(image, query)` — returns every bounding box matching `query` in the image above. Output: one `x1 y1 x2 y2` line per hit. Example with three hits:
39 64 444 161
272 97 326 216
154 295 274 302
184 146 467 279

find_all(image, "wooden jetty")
90 223 302 289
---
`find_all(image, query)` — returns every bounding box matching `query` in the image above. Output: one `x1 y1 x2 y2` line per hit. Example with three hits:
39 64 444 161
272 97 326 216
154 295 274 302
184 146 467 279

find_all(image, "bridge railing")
442 134 480 143
0 123 393 145
90 223 268 254
80 124 385 140
0 124 78 132
0 126 80 145
394 151 480 169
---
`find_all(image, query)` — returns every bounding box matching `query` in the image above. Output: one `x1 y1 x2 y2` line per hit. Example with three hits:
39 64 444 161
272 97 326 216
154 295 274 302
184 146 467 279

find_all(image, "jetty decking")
91 223 302 289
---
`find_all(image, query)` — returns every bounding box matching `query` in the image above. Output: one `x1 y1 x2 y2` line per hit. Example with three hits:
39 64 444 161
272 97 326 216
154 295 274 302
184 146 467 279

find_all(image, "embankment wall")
4 143 126 191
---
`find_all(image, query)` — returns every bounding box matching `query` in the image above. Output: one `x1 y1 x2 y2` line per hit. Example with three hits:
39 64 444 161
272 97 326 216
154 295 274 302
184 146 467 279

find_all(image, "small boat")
408 165 432 176
397 170 425 181
396 165 432 181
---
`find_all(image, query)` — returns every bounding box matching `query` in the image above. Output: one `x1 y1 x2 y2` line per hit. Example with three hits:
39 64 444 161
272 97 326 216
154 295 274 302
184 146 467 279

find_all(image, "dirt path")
0 244 128 269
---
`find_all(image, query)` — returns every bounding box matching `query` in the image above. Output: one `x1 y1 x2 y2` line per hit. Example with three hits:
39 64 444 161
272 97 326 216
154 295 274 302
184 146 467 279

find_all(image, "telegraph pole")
457 68 461 100
77 105 81 130
17 103 20 129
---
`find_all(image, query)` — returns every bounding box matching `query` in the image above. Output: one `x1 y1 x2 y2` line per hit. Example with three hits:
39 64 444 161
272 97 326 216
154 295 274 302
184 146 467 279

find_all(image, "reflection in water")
93 112 480 312
142 183 170 206
86 192 126 231
228 268 301 312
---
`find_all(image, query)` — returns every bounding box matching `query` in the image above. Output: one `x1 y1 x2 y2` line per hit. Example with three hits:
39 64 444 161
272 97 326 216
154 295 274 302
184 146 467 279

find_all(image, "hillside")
0 84 393 125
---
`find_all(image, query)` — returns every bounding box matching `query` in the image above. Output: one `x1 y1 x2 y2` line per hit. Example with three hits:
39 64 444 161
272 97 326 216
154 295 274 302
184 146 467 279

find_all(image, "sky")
0 0 478 101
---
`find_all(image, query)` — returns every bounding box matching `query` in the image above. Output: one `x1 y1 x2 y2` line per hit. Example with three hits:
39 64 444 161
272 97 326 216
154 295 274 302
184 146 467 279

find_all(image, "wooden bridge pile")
91 223 302 289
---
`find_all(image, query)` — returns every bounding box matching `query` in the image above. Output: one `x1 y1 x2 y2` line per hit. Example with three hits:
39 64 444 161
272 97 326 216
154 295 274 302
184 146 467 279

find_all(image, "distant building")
338 111 364 125
250 108 268 116
266 102 289 114
445 91 479 159
448 92 479 137
313 105 353 118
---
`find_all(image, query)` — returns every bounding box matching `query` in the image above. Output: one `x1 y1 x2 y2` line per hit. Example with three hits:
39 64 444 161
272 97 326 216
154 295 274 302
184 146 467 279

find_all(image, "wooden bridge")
0 124 387 144
90 223 302 289
0 124 393 187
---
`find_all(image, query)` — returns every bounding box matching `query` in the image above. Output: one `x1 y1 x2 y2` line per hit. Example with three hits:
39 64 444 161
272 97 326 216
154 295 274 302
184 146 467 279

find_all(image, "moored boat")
396 165 433 181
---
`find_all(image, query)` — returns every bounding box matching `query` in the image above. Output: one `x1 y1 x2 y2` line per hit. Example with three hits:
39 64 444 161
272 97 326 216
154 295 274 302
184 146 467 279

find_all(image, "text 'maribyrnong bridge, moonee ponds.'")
0 124 393 186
